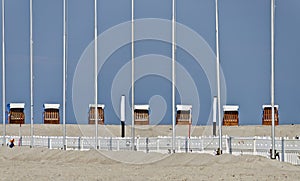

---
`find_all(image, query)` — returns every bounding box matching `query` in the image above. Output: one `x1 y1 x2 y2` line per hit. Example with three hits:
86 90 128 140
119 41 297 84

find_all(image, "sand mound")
0 147 299 181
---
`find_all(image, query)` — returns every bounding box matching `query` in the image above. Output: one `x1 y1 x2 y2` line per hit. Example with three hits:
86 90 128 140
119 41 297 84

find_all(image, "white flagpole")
30 0 34 148
215 0 222 154
62 0 67 150
271 0 276 159
2 0 6 146
171 0 176 153
131 0 135 151
94 0 98 149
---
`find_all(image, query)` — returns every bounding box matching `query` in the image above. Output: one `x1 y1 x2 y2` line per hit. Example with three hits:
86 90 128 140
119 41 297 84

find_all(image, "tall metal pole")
171 0 176 153
131 0 135 151
30 0 34 148
62 0 67 150
271 0 276 159
94 0 98 149
215 0 222 154
2 0 6 146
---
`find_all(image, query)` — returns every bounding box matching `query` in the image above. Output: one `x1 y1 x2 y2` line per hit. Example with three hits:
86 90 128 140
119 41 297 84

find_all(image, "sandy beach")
0 146 300 181
0 124 300 180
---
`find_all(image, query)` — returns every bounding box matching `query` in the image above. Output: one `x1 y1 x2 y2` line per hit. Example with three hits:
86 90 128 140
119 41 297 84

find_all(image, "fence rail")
2 135 300 165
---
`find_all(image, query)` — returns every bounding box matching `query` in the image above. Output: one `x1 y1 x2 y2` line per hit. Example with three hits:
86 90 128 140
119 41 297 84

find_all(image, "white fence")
2 135 300 165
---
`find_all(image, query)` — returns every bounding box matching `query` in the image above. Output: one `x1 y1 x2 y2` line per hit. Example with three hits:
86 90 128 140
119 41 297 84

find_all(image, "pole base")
168 149 176 154
216 148 222 155
121 122 125 138
270 149 279 160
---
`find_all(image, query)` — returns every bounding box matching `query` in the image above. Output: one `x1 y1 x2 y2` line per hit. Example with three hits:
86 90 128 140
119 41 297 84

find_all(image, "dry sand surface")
1 124 300 138
0 147 300 181
1 125 300 180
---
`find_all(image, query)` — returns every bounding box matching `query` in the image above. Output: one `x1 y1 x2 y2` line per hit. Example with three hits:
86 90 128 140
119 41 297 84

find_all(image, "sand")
0 146 299 181
1 124 300 180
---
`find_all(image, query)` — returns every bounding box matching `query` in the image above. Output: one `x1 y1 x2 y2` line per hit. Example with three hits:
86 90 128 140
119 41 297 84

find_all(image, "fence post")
253 138 257 155
50 137 52 149
82 137 85 150
98 138 101 150
117 139 120 151
48 137 50 149
146 137 149 153
227 136 232 154
185 137 189 153
157 139 159 152
188 137 192 152
136 137 139 151
19 136 22 146
110 137 112 150
78 137 81 150
65 137 67 150
281 137 284 162
201 138 204 152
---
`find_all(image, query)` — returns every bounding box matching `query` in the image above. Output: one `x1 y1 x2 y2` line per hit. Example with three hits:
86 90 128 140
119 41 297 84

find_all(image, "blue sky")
1 0 300 125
